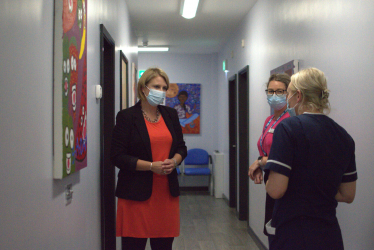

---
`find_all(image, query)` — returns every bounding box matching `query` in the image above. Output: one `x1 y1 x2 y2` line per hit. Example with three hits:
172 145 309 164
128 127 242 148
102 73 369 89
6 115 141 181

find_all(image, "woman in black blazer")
111 68 187 250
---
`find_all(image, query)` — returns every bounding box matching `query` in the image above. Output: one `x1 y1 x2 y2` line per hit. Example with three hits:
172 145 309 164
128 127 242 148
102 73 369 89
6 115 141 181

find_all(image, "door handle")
232 145 236 147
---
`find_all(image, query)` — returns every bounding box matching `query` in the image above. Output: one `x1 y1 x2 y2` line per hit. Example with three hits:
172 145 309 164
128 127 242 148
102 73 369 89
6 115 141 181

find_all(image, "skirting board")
247 226 268 250
222 193 267 250
222 193 230 206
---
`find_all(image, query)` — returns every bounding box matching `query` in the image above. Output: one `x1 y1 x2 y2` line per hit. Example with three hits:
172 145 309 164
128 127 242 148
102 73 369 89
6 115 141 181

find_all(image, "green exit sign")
139 70 145 79
222 60 228 72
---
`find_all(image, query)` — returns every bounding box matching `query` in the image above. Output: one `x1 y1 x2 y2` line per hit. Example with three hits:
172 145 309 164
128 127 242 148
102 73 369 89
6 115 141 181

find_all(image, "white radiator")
213 151 224 198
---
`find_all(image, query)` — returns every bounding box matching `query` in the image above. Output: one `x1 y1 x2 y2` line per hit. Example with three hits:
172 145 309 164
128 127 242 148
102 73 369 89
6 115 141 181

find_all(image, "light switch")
65 183 73 205
95 85 102 99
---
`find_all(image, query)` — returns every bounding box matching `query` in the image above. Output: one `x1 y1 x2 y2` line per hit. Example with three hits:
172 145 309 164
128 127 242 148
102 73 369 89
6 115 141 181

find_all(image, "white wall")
2 0 373 249
138 53 219 156
218 0 374 249
0 0 137 249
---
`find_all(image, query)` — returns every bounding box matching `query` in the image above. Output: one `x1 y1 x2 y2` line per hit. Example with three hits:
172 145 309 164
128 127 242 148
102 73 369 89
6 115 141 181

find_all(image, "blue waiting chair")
181 148 213 195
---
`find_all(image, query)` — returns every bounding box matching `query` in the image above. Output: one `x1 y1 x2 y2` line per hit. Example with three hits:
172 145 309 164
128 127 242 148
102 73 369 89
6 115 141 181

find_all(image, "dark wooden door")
228 74 237 208
100 24 116 250
237 66 249 221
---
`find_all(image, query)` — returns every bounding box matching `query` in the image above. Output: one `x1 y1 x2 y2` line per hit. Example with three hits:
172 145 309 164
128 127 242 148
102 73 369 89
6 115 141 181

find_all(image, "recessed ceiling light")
138 46 169 52
180 0 200 19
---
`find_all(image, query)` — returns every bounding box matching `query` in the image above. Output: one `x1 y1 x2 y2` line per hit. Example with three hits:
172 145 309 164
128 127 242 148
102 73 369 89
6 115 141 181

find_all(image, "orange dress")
116 116 180 238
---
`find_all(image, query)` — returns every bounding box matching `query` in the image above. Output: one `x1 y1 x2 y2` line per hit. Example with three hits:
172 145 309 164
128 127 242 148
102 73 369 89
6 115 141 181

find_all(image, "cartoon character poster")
54 0 87 179
165 84 201 134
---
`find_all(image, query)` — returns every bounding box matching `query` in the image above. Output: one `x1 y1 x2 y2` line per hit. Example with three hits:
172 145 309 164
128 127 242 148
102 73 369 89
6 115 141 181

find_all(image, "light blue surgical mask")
145 85 166 106
286 92 297 117
267 94 287 111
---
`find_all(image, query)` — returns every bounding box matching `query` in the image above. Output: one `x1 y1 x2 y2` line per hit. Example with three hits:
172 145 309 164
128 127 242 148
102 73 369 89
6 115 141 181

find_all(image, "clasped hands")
248 159 263 184
151 159 176 175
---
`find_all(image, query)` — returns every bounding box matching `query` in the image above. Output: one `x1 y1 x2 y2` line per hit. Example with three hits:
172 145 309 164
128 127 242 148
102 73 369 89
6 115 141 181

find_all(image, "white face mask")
145 85 166 106
267 94 287 110
286 92 298 117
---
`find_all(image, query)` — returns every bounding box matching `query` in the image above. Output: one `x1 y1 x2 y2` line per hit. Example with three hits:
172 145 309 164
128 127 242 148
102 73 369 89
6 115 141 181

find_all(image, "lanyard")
260 110 287 156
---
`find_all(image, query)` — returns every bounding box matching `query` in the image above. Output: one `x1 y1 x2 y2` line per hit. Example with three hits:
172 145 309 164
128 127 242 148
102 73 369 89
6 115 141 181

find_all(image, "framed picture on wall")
270 60 299 76
53 0 88 179
131 62 138 106
165 83 201 134
120 51 129 110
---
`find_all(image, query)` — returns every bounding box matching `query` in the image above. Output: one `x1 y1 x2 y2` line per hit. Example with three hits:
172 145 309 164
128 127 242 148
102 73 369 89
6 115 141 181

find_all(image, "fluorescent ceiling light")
138 46 169 52
180 0 199 19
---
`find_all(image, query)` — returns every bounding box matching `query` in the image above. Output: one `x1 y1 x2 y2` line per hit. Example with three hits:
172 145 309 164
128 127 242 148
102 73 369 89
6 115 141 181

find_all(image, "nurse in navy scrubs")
265 68 357 250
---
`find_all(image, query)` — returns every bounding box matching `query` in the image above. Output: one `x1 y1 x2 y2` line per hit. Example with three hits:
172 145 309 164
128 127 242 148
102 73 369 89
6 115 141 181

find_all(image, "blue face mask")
145 85 166 106
286 92 297 117
267 94 287 111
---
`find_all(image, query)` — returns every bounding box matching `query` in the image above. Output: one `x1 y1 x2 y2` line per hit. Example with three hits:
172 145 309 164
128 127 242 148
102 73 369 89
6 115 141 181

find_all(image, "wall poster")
120 51 128 110
131 62 138 106
53 0 87 179
165 83 201 134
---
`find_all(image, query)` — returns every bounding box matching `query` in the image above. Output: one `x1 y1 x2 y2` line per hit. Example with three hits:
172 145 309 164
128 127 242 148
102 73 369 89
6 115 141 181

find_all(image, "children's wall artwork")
166 83 201 134
53 0 87 179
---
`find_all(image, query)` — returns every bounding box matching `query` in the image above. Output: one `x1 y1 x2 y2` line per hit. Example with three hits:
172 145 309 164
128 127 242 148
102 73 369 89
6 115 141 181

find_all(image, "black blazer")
110 101 187 201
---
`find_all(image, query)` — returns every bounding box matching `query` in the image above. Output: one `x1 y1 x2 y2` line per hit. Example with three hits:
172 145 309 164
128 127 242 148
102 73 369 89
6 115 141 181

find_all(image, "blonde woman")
265 68 357 250
111 68 187 250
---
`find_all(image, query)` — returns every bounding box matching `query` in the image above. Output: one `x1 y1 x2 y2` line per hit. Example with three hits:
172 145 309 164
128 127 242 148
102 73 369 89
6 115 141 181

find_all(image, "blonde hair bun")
290 68 331 114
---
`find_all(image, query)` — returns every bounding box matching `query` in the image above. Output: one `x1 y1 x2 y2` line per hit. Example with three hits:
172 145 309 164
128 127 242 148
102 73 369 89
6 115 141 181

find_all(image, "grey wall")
138 53 219 156
0 0 137 249
217 0 374 249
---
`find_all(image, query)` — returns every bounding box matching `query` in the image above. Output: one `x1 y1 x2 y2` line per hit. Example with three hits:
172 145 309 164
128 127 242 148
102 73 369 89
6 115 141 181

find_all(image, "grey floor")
145 192 261 250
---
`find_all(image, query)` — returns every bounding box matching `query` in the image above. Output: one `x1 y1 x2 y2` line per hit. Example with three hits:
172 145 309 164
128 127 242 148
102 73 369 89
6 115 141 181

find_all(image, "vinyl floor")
145 191 261 250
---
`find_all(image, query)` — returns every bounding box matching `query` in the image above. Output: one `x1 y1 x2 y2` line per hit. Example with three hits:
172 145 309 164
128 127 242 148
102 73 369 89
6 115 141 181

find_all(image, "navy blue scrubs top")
264 113 357 230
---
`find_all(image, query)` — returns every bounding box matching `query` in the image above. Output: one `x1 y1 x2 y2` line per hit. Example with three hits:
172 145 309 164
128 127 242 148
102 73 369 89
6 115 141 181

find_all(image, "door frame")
100 24 116 250
237 65 249 222
228 74 237 208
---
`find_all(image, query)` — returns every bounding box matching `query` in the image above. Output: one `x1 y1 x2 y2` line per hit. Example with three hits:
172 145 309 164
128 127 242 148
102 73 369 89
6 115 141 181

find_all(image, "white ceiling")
126 0 258 54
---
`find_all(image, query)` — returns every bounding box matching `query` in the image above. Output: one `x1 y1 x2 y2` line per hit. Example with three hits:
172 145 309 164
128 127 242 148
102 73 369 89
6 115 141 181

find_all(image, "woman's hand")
161 159 176 175
253 168 263 184
150 161 168 175
248 160 261 180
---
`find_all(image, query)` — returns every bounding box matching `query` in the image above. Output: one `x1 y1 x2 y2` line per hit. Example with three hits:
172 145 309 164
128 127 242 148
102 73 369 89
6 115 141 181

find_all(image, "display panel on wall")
165 83 201 134
53 0 87 179
270 60 299 76
120 51 128 110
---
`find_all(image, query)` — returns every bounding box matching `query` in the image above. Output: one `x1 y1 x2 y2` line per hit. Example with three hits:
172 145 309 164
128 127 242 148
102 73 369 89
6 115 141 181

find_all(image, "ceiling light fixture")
180 0 200 19
138 46 170 52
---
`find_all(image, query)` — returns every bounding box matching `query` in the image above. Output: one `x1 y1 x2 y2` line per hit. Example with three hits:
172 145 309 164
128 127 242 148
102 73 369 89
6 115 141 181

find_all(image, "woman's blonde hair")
289 68 330 114
137 68 170 101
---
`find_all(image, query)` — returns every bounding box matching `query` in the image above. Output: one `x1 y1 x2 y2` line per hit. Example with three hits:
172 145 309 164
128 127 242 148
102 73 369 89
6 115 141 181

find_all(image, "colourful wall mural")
54 0 87 179
165 83 201 134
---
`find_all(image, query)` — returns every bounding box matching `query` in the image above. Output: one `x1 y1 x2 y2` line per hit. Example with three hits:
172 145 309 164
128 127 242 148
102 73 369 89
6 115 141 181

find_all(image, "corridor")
146 192 262 250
